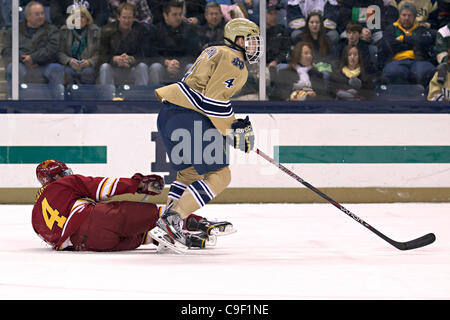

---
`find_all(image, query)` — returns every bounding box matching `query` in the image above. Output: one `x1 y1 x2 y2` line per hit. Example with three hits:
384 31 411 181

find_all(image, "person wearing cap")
380 2 436 87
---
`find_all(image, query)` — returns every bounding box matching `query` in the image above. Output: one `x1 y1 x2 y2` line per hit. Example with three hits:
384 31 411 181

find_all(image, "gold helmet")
224 18 263 64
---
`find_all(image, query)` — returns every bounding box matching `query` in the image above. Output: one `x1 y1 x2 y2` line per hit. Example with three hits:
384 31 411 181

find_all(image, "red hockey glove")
132 173 165 195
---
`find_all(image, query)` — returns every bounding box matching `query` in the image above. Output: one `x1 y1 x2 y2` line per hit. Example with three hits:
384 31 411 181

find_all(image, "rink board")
0 113 449 203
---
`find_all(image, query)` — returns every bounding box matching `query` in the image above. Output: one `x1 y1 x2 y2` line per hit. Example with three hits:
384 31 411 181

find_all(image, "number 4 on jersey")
42 198 67 230
224 78 235 88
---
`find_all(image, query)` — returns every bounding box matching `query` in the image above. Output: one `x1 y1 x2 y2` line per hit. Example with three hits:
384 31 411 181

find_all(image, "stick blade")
394 233 436 251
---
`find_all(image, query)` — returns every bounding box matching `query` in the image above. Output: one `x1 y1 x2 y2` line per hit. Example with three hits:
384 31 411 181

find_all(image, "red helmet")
36 159 73 187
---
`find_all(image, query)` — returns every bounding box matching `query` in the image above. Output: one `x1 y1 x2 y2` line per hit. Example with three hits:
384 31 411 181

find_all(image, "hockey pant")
70 201 159 251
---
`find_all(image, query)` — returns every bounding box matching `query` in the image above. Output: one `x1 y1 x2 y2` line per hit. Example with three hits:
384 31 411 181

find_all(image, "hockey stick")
255 148 436 251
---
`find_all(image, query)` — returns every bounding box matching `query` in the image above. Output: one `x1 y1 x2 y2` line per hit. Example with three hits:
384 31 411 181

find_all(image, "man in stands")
98 3 149 86
1 1 64 98
197 1 226 50
380 2 436 87
148 0 200 85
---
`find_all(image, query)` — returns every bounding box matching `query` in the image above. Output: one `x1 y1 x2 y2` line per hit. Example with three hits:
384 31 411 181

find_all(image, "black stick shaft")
255 148 435 250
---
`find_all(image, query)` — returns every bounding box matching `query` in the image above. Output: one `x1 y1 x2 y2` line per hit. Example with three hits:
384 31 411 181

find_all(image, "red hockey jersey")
32 174 140 250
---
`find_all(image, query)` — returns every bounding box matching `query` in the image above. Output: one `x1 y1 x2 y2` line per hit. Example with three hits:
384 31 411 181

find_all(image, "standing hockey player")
32 159 214 251
150 18 263 251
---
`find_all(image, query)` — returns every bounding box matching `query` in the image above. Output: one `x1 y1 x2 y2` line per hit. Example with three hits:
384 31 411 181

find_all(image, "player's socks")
167 181 187 202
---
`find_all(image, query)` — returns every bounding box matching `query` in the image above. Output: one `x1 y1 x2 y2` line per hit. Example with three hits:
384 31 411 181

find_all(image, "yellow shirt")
155 46 248 136
392 20 418 61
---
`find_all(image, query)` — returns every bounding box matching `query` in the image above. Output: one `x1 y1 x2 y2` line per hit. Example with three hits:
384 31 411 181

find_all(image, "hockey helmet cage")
36 159 73 187
224 18 263 64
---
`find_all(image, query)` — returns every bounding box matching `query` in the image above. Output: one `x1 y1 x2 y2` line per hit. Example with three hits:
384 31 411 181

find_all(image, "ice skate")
156 209 188 244
149 225 188 254
186 216 236 236
149 208 190 253
185 231 217 249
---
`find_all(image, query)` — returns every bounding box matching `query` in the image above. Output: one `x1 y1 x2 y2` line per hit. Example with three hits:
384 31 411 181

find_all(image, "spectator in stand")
329 44 375 100
58 5 100 85
182 0 207 26
20 0 52 22
336 21 378 75
266 0 291 70
437 0 450 28
1 1 64 97
98 3 149 86
1 1 53 29
108 0 152 28
271 41 331 101
235 0 260 25
197 1 225 49
265 0 291 98
50 0 109 28
148 0 200 85
235 0 288 26
337 0 399 46
381 2 436 87
391 0 439 29
148 0 170 26
234 0 290 100
434 23 450 84
149 0 207 26
0 0 12 29
295 11 338 88
287 0 340 46
436 22 450 63
428 48 450 100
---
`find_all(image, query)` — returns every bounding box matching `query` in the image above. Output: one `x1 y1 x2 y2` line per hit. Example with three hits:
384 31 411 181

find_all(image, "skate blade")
209 225 237 236
149 226 188 254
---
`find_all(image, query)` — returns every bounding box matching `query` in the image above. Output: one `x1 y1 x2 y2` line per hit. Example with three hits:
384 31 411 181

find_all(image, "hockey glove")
132 173 165 195
229 116 255 153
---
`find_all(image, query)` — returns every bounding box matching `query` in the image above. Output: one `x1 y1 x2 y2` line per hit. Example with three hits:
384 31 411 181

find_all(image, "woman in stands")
295 11 338 84
329 45 375 101
58 5 100 85
272 41 331 101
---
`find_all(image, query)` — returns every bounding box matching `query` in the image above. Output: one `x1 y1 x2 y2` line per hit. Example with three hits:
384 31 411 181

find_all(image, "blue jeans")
7 62 64 84
382 59 436 87
7 62 64 97
64 66 96 84
99 62 149 85
0 0 12 28
148 62 192 85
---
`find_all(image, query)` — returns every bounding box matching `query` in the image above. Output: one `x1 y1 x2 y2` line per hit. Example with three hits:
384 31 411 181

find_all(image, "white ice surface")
0 203 449 300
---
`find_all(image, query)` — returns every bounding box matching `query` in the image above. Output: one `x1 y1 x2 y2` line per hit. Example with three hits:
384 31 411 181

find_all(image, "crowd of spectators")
1 0 450 101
